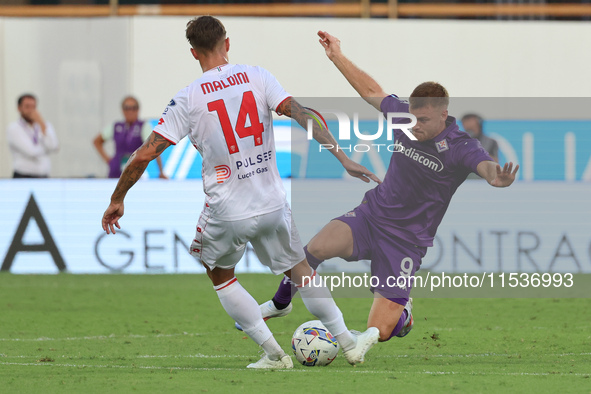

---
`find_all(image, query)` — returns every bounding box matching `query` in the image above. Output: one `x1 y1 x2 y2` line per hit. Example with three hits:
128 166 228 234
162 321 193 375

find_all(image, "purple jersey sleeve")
453 137 493 174
380 94 414 131
380 94 409 117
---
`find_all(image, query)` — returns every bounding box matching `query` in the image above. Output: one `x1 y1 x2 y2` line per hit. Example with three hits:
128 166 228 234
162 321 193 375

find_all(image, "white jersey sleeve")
255 66 291 112
153 89 191 145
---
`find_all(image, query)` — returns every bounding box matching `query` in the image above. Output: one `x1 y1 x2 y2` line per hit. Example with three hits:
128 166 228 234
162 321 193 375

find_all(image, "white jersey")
154 64 290 220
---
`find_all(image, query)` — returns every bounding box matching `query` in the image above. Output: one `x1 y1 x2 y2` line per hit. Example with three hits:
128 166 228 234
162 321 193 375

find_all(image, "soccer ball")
291 320 340 366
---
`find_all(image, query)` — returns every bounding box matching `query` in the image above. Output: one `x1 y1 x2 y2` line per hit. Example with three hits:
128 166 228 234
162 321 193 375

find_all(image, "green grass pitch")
1 274 589 393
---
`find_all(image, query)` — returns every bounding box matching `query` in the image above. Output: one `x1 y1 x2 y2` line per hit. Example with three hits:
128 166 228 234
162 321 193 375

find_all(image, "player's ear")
225 37 230 53
190 47 199 61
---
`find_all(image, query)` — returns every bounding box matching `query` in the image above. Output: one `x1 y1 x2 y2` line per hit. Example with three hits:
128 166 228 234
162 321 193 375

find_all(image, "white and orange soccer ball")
291 320 340 366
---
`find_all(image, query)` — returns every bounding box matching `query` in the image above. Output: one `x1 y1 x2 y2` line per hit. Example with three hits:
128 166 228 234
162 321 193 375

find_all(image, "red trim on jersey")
192 211 210 261
153 130 177 145
275 96 292 116
296 270 317 288
215 277 237 291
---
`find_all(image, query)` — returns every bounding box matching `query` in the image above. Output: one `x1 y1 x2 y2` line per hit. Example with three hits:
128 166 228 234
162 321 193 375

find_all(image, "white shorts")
190 203 305 275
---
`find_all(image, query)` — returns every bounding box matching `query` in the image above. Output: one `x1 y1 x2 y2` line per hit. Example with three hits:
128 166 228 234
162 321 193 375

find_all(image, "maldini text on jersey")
201 72 250 95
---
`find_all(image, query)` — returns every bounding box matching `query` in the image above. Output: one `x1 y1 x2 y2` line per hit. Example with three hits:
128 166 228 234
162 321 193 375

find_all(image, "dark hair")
409 82 449 109
121 95 139 109
461 113 483 132
18 94 36 106
186 16 226 53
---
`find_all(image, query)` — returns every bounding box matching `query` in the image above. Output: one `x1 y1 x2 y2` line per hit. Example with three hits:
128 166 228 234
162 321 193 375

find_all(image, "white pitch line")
388 352 590 358
4 327 590 342
137 354 250 359
429 326 591 331
0 332 213 342
0 354 252 359
2 352 590 360
0 362 589 377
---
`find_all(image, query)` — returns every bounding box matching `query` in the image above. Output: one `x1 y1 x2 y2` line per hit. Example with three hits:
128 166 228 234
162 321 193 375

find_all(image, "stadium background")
1 6 590 277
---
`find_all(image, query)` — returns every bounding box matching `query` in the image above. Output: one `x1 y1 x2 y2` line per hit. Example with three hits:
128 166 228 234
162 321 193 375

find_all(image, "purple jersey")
109 120 145 178
356 95 492 247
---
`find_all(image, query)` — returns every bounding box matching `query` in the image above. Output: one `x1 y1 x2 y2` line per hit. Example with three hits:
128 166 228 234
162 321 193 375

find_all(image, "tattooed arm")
277 97 380 184
102 132 172 234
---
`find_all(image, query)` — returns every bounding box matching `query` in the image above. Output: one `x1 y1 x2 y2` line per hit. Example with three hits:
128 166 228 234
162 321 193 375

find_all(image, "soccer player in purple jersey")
246 31 519 343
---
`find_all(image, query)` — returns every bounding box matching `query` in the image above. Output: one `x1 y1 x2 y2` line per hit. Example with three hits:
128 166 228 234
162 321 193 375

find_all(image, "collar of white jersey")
203 63 232 75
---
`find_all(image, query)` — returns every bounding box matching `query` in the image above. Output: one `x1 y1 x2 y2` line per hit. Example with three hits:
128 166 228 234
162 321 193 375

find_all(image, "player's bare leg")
307 219 354 260
203 263 235 286
368 294 413 342
204 263 292 369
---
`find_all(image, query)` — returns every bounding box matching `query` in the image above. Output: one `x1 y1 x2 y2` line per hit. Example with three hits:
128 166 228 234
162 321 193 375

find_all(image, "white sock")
214 277 283 358
261 338 285 361
296 270 356 351
335 332 356 352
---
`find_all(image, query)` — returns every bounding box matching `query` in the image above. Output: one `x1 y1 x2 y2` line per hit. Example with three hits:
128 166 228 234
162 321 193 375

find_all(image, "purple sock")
272 246 324 305
387 310 408 340
385 297 409 340
273 276 296 305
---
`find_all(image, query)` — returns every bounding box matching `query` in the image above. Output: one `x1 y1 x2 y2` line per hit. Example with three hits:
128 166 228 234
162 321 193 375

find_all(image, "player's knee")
306 240 330 261
306 240 321 257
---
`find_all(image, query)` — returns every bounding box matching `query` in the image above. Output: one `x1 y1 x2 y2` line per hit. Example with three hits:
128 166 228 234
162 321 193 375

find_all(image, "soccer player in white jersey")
101 16 381 369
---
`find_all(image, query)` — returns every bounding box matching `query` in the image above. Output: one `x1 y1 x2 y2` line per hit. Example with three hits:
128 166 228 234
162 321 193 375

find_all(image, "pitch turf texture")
1 274 589 393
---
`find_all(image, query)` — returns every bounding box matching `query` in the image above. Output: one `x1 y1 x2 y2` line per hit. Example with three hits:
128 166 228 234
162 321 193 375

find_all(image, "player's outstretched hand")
491 162 519 187
102 202 124 234
342 158 382 184
318 31 342 60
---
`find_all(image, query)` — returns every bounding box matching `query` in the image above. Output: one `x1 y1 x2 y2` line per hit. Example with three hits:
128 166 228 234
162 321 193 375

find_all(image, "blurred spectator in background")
94 96 167 179
7 94 59 178
461 113 499 162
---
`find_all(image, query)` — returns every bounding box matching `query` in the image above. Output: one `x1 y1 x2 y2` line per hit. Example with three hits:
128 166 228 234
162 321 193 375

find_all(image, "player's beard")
412 129 427 142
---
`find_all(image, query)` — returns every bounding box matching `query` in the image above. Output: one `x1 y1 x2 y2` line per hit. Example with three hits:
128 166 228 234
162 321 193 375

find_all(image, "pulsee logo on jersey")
235 150 273 170
214 165 231 183
305 110 417 153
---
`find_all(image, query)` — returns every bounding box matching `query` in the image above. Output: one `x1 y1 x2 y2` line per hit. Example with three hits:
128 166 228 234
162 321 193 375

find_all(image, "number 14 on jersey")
207 91 264 154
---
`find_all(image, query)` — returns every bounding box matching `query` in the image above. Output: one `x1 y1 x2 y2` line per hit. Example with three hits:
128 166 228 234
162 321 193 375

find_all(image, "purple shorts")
335 207 427 302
